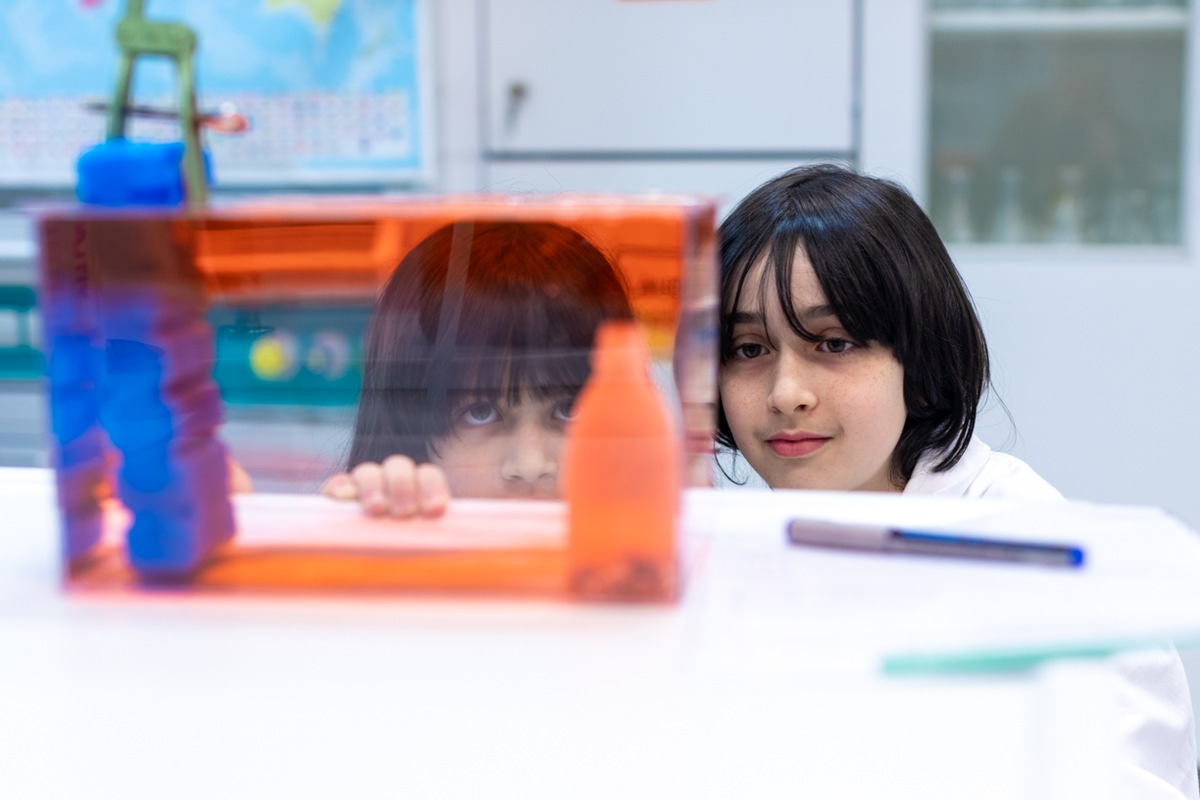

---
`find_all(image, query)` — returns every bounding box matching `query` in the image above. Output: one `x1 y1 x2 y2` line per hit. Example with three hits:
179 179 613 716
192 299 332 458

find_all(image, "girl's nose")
767 352 817 414
499 423 559 485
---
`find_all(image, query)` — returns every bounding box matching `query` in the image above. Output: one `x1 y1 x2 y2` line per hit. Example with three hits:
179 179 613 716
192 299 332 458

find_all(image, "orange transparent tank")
36 195 716 599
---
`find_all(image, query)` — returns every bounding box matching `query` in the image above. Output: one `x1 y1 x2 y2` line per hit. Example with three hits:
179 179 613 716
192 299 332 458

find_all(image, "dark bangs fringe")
423 284 603 436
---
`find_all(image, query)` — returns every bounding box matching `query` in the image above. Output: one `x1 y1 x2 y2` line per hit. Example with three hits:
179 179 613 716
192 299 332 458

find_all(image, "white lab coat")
903 434 1064 502
907 436 1200 798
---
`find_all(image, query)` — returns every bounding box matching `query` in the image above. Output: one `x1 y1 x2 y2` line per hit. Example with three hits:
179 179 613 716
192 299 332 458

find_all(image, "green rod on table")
106 0 207 208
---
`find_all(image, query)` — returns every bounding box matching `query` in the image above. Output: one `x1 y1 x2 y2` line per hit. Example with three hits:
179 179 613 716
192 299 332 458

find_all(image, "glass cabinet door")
926 1 1188 246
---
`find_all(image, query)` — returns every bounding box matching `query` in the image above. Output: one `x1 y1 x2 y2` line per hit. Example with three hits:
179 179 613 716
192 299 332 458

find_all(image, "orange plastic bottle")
562 321 681 602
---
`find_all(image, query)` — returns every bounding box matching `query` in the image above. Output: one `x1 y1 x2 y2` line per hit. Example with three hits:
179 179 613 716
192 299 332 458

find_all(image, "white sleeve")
905 437 1065 502
968 452 1065 503
1108 647 1200 799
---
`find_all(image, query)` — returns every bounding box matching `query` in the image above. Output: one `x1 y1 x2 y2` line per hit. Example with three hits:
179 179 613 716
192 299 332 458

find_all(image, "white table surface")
4 466 1200 799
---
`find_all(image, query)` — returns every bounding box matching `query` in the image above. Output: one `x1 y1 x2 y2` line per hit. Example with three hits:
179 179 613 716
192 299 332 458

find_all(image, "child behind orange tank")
321 220 635 516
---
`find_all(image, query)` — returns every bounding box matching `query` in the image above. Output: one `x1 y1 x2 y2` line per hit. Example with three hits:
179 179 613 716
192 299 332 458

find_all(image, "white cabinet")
482 158 822 216
861 0 1200 525
483 0 856 155
926 3 1188 246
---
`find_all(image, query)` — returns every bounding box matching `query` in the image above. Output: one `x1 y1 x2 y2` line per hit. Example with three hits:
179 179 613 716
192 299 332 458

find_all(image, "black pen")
786 518 1085 568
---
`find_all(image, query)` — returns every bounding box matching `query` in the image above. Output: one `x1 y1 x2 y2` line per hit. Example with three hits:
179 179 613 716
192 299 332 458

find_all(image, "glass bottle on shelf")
1100 166 1129 243
938 165 977 243
1124 187 1154 244
990 166 1028 243
1048 165 1086 244
1149 165 1180 244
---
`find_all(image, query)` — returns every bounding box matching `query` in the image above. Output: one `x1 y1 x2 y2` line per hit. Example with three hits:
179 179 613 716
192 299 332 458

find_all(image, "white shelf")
931 7 1188 34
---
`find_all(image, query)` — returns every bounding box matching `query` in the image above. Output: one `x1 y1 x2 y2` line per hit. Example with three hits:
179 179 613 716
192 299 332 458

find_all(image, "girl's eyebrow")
728 305 838 326
726 310 764 327
801 304 839 323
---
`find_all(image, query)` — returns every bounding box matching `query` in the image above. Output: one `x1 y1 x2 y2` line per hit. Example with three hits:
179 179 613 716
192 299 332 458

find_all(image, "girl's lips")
767 435 830 458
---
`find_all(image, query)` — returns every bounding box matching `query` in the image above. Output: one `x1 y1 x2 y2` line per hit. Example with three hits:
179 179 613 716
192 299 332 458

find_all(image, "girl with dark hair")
717 162 1057 498
321 220 633 517
718 163 1197 797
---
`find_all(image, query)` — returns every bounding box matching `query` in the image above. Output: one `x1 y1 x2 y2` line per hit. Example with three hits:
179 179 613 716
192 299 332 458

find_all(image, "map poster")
0 0 433 187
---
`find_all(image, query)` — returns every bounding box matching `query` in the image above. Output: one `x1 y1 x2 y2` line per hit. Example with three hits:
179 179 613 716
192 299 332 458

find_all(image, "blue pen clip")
889 529 1085 568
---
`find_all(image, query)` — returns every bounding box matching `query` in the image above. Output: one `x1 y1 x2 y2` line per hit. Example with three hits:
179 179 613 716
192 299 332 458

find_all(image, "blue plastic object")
52 135 231 576
94 296 233 578
76 138 211 207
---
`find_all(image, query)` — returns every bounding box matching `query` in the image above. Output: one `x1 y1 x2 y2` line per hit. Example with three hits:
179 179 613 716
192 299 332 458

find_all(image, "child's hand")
320 456 451 519
228 456 254 494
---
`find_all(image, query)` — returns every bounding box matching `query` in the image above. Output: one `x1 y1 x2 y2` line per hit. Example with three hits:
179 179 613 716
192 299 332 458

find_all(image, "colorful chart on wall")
0 0 433 187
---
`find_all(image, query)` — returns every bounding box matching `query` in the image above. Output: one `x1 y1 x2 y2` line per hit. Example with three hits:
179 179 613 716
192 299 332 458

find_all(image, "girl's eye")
818 338 857 355
732 342 768 360
458 402 500 427
551 397 578 422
